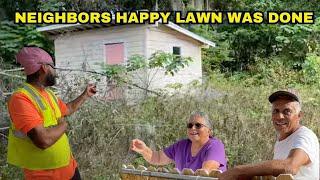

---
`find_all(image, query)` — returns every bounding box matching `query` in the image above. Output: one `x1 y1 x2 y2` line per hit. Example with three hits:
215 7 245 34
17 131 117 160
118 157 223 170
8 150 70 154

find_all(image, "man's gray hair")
271 100 302 114
189 111 212 129
292 101 301 114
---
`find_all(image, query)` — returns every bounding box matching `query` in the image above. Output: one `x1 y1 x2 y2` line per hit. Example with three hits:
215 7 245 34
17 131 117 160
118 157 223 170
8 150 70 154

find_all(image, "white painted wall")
52 23 205 100
53 24 147 72
144 24 203 91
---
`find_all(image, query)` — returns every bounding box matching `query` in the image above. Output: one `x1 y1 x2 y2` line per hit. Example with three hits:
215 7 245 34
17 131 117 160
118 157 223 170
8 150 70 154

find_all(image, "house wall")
53 24 147 71
51 24 206 101
144 24 203 91
171 0 207 11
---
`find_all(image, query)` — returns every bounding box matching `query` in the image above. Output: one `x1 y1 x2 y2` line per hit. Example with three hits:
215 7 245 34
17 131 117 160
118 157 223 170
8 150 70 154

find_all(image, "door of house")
105 43 124 65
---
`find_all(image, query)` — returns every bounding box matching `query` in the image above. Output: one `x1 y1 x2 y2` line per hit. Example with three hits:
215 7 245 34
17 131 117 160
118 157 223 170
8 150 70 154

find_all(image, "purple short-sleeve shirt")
163 137 227 172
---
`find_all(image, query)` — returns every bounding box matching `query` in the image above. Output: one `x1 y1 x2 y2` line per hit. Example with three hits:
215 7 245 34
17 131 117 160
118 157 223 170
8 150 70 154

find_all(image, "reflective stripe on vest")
7 83 71 170
10 84 46 139
46 89 58 105
23 84 46 110
12 130 27 138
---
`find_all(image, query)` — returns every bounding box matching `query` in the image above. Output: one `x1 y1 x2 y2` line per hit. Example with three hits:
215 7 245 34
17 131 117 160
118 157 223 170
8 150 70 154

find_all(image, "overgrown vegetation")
1 68 320 179
1 0 320 179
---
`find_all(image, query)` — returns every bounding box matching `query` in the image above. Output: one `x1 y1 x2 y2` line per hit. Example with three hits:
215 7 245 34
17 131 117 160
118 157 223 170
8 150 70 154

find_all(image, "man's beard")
45 73 56 86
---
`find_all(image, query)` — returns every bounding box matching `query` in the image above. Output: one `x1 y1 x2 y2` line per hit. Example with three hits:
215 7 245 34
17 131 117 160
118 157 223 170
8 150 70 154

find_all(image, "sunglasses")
46 63 56 69
187 122 206 129
38 63 56 69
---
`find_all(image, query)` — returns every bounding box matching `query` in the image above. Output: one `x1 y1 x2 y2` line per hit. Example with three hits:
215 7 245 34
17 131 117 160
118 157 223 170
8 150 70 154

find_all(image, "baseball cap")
268 89 300 103
16 47 53 75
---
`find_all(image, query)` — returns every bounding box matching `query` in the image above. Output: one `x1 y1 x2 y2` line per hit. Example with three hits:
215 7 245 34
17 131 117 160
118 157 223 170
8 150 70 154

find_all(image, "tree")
0 21 53 65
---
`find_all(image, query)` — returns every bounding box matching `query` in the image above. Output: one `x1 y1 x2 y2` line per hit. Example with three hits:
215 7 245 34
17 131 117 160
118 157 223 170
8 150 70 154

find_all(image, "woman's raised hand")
130 139 147 154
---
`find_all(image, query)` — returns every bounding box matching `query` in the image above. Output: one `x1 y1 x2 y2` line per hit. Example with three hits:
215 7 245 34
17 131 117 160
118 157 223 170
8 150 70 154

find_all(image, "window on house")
105 43 124 65
173 46 181 56
173 46 181 62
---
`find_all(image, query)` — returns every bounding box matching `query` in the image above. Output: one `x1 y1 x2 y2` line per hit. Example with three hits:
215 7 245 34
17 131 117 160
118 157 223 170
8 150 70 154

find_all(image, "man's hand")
218 170 239 180
27 118 68 149
83 84 97 98
57 117 67 126
66 84 97 116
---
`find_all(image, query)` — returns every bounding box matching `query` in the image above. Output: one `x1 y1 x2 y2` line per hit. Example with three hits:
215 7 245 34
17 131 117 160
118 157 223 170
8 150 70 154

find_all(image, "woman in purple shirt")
131 112 227 173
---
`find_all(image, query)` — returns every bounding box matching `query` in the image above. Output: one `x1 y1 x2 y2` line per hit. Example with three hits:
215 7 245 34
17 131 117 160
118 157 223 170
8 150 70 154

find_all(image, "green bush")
302 53 320 84
0 21 53 64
